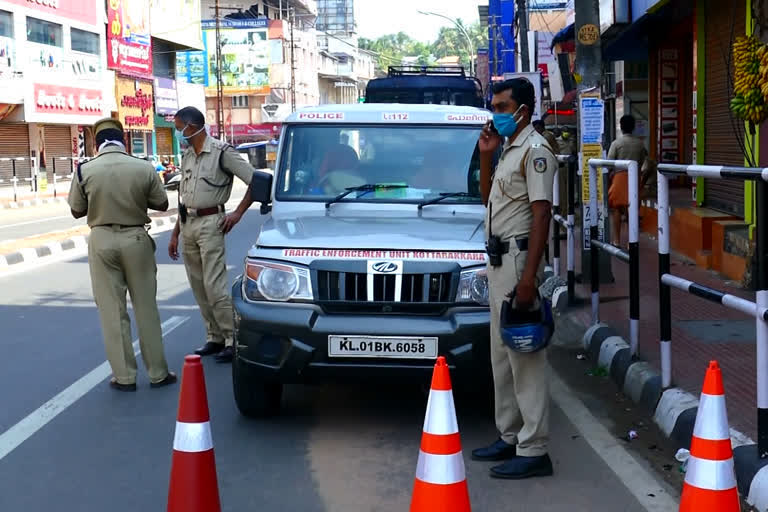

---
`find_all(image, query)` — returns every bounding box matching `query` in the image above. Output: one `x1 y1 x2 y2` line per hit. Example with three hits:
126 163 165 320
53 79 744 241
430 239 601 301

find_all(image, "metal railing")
551 154 577 305
0 157 38 202
587 158 641 356
656 163 768 457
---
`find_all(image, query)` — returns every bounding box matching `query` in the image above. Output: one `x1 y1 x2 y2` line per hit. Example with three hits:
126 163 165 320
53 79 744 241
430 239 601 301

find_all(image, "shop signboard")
24 82 107 125
2 0 99 25
153 77 178 115
107 0 153 79
116 77 154 131
149 0 203 50
176 19 270 95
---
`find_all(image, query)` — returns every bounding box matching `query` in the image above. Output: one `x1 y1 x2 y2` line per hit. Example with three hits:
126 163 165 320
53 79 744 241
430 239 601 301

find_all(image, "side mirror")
250 170 273 214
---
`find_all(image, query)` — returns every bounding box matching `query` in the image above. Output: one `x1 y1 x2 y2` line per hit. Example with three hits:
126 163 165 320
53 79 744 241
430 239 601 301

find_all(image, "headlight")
243 260 313 302
457 267 489 305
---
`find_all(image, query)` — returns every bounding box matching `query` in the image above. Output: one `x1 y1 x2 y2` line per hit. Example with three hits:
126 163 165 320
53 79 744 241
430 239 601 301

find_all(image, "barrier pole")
567 157 576 305
757 176 768 457
589 161 600 324
552 165 561 278
628 160 640 357
657 170 672 388
52 158 57 198
11 159 17 202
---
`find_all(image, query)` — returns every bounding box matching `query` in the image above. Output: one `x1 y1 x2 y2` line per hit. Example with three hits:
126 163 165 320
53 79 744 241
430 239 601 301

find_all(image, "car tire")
232 353 283 418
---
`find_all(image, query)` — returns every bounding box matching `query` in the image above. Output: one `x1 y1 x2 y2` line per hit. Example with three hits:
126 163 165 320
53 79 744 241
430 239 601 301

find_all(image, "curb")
0 215 178 268
569 311 768 509
0 196 68 209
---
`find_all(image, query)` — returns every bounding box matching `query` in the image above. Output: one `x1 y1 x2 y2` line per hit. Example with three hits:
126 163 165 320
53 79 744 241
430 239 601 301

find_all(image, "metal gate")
44 125 74 180
0 123 31 189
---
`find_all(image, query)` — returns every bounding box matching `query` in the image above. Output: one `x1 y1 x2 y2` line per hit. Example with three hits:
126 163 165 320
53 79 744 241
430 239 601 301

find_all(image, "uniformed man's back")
78 147 162 227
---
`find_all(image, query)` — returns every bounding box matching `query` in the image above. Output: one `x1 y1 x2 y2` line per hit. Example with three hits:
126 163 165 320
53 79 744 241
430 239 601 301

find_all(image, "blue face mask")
492 106 525 137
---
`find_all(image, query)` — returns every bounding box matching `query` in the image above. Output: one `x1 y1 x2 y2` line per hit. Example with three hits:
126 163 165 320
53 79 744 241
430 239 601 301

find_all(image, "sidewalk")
562 225 758 438
0 182 71 208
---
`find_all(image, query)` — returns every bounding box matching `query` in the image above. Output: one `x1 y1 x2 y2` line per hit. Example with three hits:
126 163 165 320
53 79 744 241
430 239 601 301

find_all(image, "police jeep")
235 103 492 417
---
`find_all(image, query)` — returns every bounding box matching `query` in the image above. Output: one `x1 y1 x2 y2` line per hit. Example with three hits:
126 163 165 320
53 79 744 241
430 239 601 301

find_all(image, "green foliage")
359 21 488 75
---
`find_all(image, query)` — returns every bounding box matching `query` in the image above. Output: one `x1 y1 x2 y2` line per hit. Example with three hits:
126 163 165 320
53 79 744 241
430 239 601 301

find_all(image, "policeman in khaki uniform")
472 79 557 479
68 118 176 391
168 106 257 363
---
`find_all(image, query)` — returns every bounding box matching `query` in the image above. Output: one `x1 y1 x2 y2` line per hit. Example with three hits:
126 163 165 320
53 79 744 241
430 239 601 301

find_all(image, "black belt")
498 237 529 254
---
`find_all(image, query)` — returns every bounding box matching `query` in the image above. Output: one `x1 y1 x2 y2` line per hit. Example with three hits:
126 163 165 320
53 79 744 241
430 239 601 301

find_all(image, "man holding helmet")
472 78 557 479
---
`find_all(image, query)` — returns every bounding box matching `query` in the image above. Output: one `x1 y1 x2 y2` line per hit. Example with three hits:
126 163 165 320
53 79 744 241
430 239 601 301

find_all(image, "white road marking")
0 215 72 230
0 315 189 462
550 373 679 511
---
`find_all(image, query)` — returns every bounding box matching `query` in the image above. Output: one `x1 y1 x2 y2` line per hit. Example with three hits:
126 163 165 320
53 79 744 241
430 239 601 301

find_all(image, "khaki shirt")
541 130 560 155
486 124 557 240
67 146 167 228
179 136 255 208
607 134 647 168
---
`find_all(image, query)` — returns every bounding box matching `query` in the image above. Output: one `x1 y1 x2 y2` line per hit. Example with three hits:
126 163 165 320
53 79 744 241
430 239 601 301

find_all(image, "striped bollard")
167 355 221 512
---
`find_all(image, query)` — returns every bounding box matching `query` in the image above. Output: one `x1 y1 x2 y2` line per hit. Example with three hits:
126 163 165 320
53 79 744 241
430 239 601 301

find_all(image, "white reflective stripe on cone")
423 389 458 435
173 421 214 453
693 393 730 440
685 455 737 491
415 450 466 485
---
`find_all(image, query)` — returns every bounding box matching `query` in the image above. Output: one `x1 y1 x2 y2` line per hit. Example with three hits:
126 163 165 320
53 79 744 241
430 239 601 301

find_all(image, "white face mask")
98 140 126 153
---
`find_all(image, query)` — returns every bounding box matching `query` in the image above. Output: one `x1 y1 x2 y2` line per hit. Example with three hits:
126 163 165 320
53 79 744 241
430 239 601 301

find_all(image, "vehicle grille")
316 271 454 303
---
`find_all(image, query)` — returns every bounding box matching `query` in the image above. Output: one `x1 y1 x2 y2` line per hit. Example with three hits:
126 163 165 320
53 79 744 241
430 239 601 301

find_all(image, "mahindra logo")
371 261 399 273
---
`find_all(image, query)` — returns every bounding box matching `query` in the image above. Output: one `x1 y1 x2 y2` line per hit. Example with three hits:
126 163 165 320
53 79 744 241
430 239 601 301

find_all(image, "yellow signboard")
577 24 600 45
581 143 604 202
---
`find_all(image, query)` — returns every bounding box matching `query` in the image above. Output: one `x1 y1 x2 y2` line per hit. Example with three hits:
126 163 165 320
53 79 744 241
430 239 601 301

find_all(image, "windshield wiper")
325 183 409 209
417 192 479 210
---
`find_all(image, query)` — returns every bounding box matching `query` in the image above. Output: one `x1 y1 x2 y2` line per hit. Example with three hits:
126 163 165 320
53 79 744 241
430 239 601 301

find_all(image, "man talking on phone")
168 106 257 363
472 78 557 479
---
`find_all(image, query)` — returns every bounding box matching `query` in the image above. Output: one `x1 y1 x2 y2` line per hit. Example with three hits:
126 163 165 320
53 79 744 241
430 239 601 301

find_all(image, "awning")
551 23 574 50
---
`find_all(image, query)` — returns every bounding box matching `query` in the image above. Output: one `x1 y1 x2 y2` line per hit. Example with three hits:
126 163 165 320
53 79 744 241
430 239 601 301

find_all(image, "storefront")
153 77 179 160
116 77 155 157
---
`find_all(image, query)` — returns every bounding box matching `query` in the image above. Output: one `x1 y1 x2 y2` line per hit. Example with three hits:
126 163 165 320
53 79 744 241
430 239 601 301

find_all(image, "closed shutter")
0 124 31 188
704 0 746 216
44 125 74 180
156 128 173 158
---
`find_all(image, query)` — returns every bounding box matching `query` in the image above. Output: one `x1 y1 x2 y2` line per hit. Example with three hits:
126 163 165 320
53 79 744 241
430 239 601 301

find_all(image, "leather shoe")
214 346 234 363
471 438 517 461
490 454 553 479
195 342 224 356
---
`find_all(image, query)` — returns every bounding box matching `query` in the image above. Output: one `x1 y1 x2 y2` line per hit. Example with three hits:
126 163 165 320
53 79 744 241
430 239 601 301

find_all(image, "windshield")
275 124 483 204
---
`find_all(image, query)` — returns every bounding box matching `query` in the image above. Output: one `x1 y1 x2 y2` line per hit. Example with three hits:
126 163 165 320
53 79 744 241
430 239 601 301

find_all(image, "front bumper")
232 277 490 382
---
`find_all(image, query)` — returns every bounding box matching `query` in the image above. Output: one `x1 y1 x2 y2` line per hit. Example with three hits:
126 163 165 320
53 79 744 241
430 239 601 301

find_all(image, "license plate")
328 335 438 359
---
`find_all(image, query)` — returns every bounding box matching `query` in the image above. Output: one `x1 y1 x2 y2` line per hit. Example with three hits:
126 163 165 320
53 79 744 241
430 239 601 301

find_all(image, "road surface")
0 209 677 511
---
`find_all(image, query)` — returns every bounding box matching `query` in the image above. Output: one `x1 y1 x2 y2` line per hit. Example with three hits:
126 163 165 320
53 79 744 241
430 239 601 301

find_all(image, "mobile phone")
487 120 499 135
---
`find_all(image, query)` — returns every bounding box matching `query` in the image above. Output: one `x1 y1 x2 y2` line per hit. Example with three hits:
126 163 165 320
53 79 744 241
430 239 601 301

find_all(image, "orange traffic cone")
410 356 471 512
679 361 740 512
167 355 221 512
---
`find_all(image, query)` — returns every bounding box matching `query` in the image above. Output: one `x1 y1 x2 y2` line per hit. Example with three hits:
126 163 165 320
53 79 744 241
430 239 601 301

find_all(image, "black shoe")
150 371 178 388
109 379 137 392
490 454 554 479
214 346 234 363
195 342 225 356
471 438 517 461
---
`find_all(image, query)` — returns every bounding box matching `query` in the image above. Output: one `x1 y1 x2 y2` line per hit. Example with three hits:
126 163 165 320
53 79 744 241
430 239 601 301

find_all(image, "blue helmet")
499 288 554 353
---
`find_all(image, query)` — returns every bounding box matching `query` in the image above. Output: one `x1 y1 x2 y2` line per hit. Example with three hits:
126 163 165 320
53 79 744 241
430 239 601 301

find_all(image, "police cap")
93 117 124 137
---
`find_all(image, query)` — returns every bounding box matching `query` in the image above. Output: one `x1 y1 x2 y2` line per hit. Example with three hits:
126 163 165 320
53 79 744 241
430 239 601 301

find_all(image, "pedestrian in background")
168 106 257 363
473 78 557 479
607 114 648 247
68 118 176 392
533 119 566 215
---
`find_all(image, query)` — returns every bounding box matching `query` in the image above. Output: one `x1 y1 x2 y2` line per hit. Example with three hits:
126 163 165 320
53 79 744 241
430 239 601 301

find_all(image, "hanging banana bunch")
731 35 768 126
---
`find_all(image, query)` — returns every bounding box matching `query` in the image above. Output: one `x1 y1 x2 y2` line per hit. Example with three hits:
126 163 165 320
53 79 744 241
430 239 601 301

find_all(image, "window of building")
232 96 249 108
71 28 99 55
26 17 62 47
0 10 13 38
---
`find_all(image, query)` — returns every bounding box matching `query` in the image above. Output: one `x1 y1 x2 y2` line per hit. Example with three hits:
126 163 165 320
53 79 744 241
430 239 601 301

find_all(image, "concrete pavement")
0 211 677 511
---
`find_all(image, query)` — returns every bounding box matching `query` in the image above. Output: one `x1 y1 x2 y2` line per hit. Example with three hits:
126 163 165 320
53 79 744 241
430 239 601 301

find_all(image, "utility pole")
214 0 225 142
516 0 529 72
289 6 296 112
575 0 612 282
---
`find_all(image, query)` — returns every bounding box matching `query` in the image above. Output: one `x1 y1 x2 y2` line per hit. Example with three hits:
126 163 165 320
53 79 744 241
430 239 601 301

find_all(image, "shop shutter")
703 0 746 216
43 125 74 181
0 123 31 189
156 127 173 159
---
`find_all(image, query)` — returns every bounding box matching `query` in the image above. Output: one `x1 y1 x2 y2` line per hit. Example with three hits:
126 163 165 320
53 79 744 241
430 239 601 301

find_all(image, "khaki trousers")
180 214 234 347
486 243 550 457
88 226 170 385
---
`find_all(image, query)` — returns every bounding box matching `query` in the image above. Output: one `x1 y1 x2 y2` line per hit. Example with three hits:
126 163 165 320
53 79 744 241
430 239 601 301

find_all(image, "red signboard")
107 0 153 79
32 83 104 117
3 0 98 26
